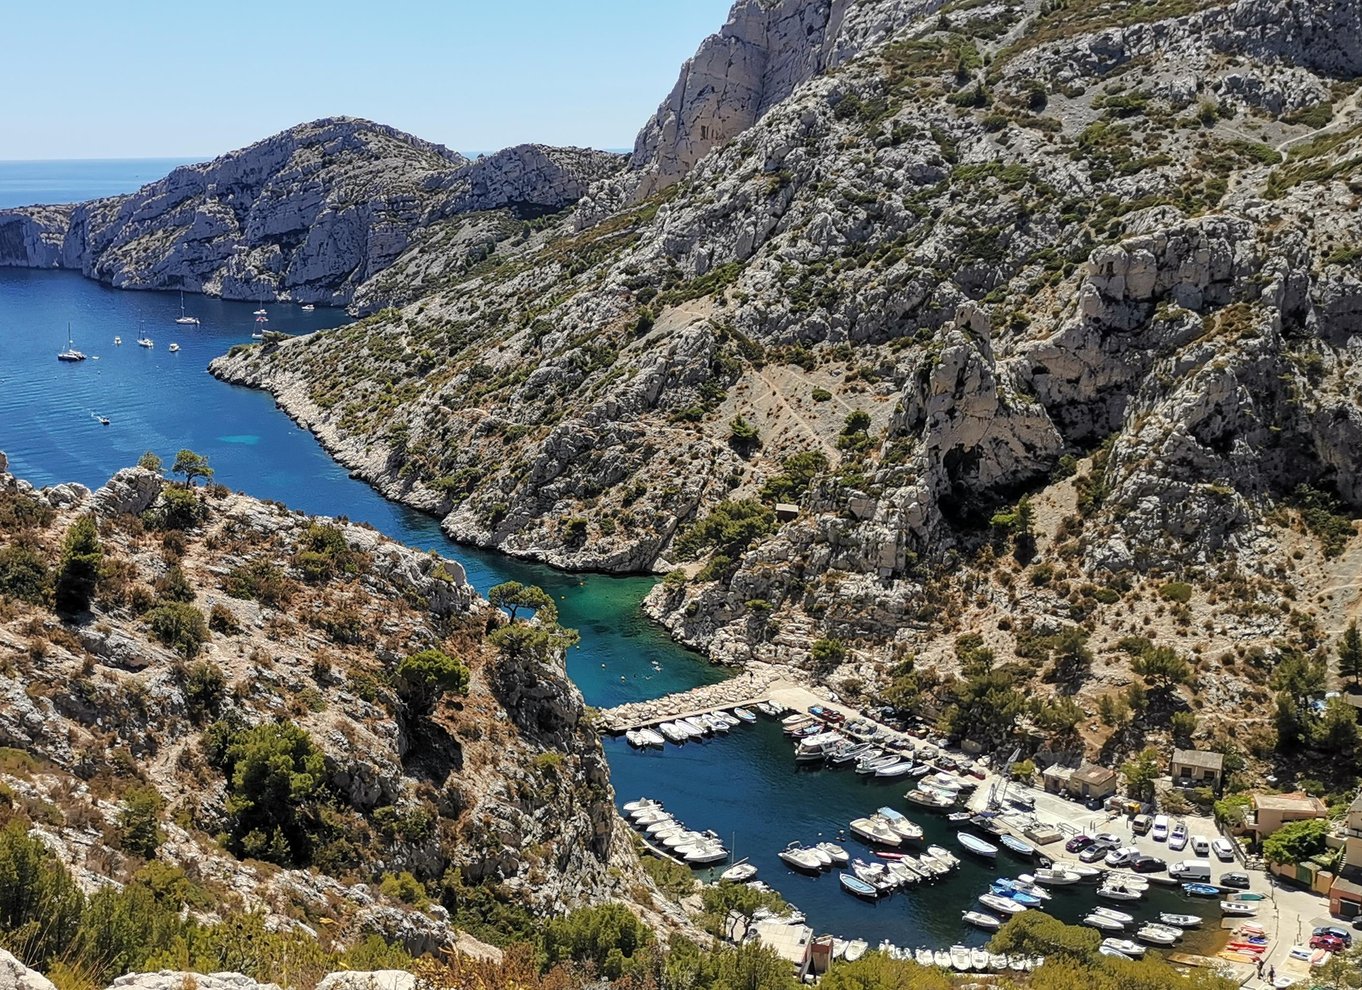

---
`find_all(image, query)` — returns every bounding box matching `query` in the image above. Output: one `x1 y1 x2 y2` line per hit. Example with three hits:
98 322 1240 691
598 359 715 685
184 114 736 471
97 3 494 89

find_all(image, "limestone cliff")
0 118 624 307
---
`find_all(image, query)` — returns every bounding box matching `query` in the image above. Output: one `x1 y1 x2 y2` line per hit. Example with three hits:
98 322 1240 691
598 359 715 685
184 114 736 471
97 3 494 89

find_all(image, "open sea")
0 162 1218 950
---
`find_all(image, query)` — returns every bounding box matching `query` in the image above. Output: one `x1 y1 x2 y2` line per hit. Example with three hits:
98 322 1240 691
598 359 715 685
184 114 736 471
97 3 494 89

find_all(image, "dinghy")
963 910 1002 931
839 873 879 899
1159 913 1202 928
1102 939 1145 958
957 832 999 859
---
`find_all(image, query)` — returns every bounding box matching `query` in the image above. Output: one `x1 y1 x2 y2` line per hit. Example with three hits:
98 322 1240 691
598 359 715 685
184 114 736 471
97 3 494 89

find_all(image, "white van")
1191 835 1210 856
1152 815 1169 841
1169 859 1212 882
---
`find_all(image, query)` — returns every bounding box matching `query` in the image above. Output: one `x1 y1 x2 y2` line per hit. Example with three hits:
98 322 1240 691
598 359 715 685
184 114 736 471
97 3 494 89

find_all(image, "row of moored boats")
625 705 762 747
623 799 729 865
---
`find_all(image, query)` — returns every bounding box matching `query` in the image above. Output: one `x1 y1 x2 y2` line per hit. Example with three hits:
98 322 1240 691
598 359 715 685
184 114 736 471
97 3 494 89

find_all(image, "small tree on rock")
488 581 557 623
393 648 469 721
172 449 213 487
1338 621 1362 688
54 515 101 614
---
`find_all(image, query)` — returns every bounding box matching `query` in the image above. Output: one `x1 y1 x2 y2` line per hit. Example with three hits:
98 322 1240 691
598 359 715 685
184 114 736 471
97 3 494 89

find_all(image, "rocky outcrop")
0 119 622 308
0 950 57 990
103 975 279 990
91 466 164 516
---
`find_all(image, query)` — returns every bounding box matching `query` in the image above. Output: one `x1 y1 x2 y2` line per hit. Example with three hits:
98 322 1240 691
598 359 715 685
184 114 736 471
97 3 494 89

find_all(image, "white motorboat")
638 728 666 747
137 337 154 348
876 808 924 841
971 947 990 972
963 910 1002 931
681 716 711 736
933 950 952 968
1068 864 1103 881
914 853 950 877
849 817 900 845
978 892 1026 915
815 841 849 865
950 945 972 972
1159 913 1202 928
915 948 934 966
1083 913 1126 931
875 761 917 777
781 712 812 727
1011 876 1052 899
623 798 661 815
1102 938 1146 958
851 859 896 890
923 773 964 793
1092 906 1135 925
844 940 867 962
113 336 122 345
905 787 956 808
989 953 1009 970
1097 884 1144 901
658 722 688 744
886 862 918 886
806 844 833 868
957 832 999 859
795 731 843 761
1033 867 1080 885
926 845 959 867
1135 926 1179 945
779 844 824 871
720 862 757 882
1221 901 1258 916
678 843 728 865
856 754 901 774
254 307 268 316
300 303 315 311
626 730 645 748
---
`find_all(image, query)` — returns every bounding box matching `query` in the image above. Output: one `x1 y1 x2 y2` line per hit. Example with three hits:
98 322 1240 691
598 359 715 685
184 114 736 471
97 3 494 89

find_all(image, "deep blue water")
0 158 200 208
0 159 1216 948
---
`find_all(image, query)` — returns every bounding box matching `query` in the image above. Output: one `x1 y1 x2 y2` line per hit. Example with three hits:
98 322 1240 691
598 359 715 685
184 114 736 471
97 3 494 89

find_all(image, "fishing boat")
815 842 849 865
844 940 867 962
849 817 900 846
1083 913 1126 931
731 707 756 724
971 947 990 972
950 945 972 972
1092 906 1135 924
839 873 879 899
964 909 1007 931
175 291 200 325
1221 901 1258 916
877 808 923 841
957 832 998 859
1183 882 1220 897
1101 938 1145 958
1135 926 1179 945
979 892 1026 915
1033 867 1080 885
720 862 757 882
1159 913 1202 928
779 843 824 872
999 835 1035 857
57 323 87 362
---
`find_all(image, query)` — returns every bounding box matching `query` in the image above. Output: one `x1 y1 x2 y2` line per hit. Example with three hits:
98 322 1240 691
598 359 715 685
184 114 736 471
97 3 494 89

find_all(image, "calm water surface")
0 160 1218 947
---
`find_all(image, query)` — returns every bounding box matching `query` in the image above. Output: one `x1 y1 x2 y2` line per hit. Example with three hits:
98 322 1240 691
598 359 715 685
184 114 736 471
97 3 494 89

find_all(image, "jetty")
599 665 785 732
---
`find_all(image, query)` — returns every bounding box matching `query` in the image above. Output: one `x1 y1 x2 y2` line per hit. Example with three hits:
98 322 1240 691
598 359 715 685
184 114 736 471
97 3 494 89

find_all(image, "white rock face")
103 974 280 990
315 972 415 990
92 467 164 516
0 949 57 990
0 119 623 307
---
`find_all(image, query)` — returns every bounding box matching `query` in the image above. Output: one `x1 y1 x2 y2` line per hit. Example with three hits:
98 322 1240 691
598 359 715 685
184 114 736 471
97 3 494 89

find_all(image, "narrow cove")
0 268 1219 950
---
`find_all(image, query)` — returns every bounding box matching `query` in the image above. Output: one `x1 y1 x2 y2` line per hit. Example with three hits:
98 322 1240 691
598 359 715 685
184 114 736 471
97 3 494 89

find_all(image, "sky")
2 0 734 160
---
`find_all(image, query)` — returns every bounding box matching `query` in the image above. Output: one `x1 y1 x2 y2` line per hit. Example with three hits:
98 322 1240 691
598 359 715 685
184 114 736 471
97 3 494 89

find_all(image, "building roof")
1253 792 1327 815
1172 748 1224 772
1330 872 1362 900
1072 764 1118 786
1043 764 1073 779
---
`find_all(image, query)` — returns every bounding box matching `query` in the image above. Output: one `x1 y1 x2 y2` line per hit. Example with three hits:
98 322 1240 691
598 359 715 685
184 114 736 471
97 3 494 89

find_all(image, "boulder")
315 973 415 990
104 974 280 990
92 467 164 516
0 949 57 990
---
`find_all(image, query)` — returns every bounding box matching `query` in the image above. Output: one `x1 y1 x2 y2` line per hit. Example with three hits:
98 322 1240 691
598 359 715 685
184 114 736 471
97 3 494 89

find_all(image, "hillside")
210 0 1362 771
0 451 658 959
0 118 624 306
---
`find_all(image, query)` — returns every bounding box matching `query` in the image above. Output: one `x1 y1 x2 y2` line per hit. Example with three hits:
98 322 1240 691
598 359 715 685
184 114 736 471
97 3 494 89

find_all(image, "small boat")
637 728 665 747
626 730 645 748
1221 901 1258 916
978 892 1026 915
623 798 661 815
849 817 900 846
806 845 833 868
137 338 153 348
886 862 919 886
839 873 879 899
926 845 959 867
300 303 315 311
251 331 264 340
781 712 811 727
1103 938 1146 958
963 910 1002 931
1083 913 1126 931
57 322 87 362
1136 926 1179 945
1097 884 1143 901
113 336 122 345
254 307 268 316
844 940 867 962
989 952 1009 970
1159 913 1202 928
915 948 934 966
950 945 972 972
957 832 998 859
933 949 952 968
815 841 849 865
681 716 711 736
875 761 917 778
1068 864 1103 881
991 881 1041 906
96 415 110 426
947 811 972 823
1099 945 1131 959
1011 875 1052 899
779 844 825 872
1092 906 1134 924
1183 882 1220 897
905 788 956 808
856 754 900 774
877 808 923 841
971 946 990 972
731 707 756 724
175 291 200 325
1000 835 1035 857
1033 867 1080 886
1008 955 1029 972
720 862 757 882
1228 891 1266 901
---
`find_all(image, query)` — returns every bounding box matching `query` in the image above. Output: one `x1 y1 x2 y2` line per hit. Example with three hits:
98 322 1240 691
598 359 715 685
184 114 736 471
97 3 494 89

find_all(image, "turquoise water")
0 158 1216 947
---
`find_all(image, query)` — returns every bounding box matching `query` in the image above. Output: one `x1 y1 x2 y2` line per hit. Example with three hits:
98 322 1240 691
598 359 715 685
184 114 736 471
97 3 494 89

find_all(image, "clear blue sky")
2 0 733 160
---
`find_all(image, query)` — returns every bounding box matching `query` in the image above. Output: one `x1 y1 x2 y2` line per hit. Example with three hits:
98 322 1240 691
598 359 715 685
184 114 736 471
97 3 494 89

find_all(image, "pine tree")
1338 621 1362 688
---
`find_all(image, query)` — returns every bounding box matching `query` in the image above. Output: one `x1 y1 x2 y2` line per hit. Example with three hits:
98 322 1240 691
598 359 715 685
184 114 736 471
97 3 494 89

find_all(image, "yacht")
57 323 87 362
175 291 200 325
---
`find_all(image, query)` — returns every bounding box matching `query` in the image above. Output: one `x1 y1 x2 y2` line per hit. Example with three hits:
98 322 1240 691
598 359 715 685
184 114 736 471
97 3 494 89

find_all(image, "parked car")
1220 873 1250 889
1191 835 1210 856
1066 835 1094 853
1311 934 1346 953
1169 824 1188 851
1152 815 1169 841
1314 926 1353 947
1079 845 1108 863
1133 856 1167 873
1094 833 1122 849
1211 837 1236 862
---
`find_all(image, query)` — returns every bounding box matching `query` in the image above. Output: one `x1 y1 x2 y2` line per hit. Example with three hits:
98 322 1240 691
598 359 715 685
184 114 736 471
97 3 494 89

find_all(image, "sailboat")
175 290 200 325
57 323 87 362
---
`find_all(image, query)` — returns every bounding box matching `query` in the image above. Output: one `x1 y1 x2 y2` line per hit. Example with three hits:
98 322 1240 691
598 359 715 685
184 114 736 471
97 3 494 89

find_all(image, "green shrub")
811 387 832 402
393 648 469 720
673 500 775 561
542 902 654 979
225 560 295 607
1158 581 1193 603
116 786 164 858
148 603 210 658
155 486 207 530
810 637 848 674
211 722 328 867
208 603 241 635
154 565 195 603
181 661 227 721
0 543 50 603
378 871 428 907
